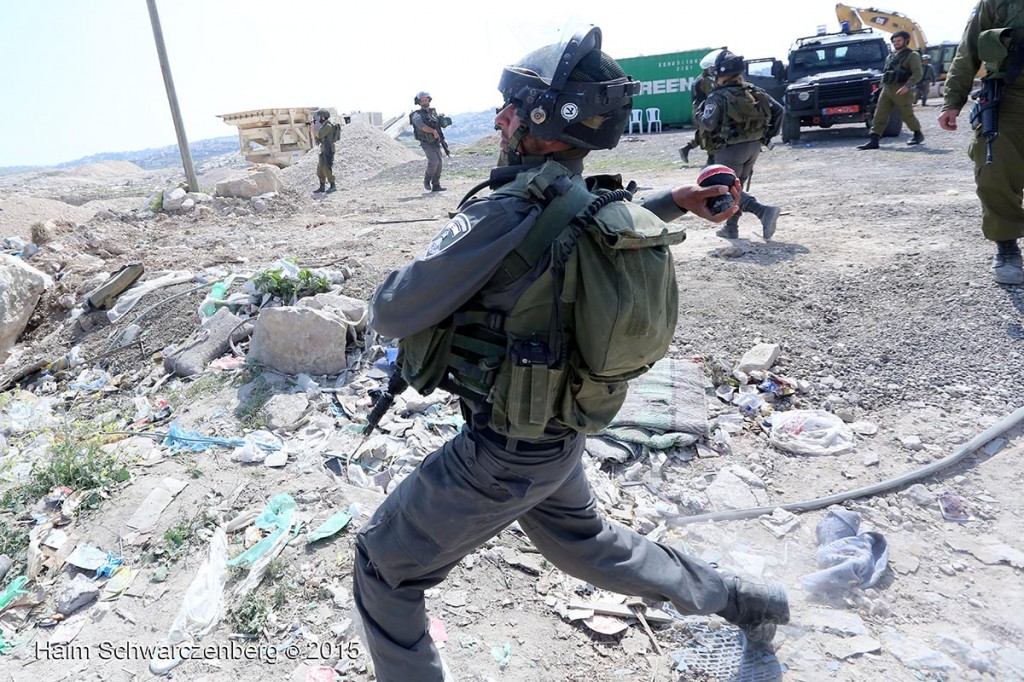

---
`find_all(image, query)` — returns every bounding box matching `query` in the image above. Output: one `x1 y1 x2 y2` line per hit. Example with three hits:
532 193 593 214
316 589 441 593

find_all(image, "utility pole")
146 0 199 192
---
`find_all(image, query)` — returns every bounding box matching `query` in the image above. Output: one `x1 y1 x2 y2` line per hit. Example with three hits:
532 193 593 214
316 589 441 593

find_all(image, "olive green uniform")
871 47 924 136
942 0 1024 243
316 122 336 186
681 74 717 159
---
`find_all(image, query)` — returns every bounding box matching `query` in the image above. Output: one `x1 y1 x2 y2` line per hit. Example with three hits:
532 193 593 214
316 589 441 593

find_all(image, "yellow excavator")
835 4 927 49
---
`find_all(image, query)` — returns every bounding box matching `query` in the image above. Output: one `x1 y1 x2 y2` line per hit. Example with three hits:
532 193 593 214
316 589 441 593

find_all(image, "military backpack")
398 161 685 439
709 83 774 149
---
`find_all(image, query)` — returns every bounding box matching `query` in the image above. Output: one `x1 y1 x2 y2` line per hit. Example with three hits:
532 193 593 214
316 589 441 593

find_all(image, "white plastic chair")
646 107 663 134
627 109 643 134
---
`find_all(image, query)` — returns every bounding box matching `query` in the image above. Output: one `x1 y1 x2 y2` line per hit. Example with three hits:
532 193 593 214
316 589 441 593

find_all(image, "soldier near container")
696 49 784 240
353 26 789 682
939 0 1024 285
312 108 337 194
917 54 937 106
410 91 450 192
858 30 925 149
679 48 724 164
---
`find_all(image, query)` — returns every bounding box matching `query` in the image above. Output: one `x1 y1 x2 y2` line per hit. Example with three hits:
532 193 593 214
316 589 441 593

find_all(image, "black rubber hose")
666 404 1024 526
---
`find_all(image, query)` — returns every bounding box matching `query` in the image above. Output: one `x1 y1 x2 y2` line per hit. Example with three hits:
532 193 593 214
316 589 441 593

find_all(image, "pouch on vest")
561 200 684 382
398 321 455 395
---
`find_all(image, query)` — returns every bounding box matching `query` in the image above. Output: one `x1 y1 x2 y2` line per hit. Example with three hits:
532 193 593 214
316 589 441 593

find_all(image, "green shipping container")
615 49 712 129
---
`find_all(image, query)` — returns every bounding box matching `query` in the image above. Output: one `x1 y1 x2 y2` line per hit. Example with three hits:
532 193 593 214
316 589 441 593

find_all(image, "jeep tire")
882 110 902 137
782 114 801 143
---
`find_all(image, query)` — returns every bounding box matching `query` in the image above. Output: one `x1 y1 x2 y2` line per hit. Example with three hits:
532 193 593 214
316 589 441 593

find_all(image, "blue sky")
0 0 971 167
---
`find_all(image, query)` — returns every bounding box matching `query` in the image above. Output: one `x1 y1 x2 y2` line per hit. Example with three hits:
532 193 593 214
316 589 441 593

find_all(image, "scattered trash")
758 508 801 538
66 544 109 573
0 576 29 610
163 419 247 452
150 527 229 675
429 616 448 646
94 551 124 579
306 511 354 544
937 491 970 522
802 507 888 595
125 477 188 533
769 410 855 456
490 642 512 669
101 566 138 601
229 494 298 568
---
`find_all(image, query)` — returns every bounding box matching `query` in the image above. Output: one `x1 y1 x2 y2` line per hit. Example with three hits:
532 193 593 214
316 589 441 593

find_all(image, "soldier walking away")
312 108 337 194
411 91 450 192
939 0 1024 285
679 48 724 164
354 25 789 682
696 49 784 240
917 54 937 106
858 31 925 149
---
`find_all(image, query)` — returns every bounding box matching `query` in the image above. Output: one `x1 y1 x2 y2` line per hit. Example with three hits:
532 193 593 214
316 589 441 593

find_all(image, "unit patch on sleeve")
425 214 472 258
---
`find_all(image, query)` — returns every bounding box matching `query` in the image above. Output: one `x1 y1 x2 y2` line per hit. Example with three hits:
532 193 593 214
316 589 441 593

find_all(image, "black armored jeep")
780 29 900 142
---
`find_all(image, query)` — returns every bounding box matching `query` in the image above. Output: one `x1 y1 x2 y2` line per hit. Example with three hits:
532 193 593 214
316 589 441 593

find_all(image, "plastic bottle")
202 281 228 317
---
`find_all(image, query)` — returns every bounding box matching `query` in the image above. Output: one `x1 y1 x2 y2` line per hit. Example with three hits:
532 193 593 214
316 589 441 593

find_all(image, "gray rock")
164 307 247 377
736 343 781 373
0 254 53 362
58 573 99 615
161 187 188 211
264 393 309 431
215 166 283 199
900 435 924 451
904 483 938 509
704 468 763 511
248 294 367 375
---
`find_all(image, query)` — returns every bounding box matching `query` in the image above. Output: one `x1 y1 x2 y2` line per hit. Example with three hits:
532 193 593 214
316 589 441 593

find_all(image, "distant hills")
0 110 499 175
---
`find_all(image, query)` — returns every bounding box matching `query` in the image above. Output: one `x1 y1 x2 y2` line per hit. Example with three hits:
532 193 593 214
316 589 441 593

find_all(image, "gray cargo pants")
353 427 730 682
420 141 443 188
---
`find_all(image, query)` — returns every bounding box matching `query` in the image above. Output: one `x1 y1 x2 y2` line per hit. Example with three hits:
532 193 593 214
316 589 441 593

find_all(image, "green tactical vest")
410 107 441 143
882 48 914 84
977 0 1024 80
709 84 773 150
398 161 686 439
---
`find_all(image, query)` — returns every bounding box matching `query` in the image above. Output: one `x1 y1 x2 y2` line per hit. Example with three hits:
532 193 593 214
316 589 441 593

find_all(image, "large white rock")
215 166 283 200
248 293 367 375
161 187 188 211
0 254 53 362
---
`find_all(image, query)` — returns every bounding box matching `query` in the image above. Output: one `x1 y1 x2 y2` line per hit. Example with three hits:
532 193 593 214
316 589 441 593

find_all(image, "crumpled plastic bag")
228 494 297 568
801 508 888 595
149 528 228 675
769 409 855 456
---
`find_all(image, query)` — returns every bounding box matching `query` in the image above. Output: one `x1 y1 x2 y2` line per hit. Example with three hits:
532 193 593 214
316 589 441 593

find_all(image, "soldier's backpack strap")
488 162 596 289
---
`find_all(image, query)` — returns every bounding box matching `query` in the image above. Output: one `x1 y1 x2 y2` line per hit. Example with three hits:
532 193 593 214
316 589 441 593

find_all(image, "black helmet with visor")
497 26 639 151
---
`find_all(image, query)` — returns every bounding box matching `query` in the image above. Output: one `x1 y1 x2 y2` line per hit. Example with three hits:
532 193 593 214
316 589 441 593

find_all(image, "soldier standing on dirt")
353 26 789 682
917 54 937 106
858 31 925 149
679 48 724 164
939 0 1024 285
696 49 784 240
411 92 448 192
312 109 337 194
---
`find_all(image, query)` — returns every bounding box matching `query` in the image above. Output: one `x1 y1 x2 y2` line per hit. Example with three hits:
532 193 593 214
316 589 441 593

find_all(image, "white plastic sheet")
769 409 855 456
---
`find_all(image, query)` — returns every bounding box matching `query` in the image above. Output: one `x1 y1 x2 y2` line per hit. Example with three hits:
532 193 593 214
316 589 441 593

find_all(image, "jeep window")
788 41 887 80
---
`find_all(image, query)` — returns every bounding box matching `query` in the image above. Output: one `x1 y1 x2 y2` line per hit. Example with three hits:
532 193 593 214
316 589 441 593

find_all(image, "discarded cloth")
802 507 888 595
600 358 708 450
163 419 247 452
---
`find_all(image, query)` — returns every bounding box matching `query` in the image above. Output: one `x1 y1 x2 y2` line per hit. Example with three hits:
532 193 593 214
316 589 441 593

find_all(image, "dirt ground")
1 108 1022 682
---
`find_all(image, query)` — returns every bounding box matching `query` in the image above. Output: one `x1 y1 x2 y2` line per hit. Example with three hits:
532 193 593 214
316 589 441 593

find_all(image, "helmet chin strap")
501 123 530 166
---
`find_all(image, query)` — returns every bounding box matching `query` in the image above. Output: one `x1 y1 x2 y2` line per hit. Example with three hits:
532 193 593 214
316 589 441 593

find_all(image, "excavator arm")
835 4 927 50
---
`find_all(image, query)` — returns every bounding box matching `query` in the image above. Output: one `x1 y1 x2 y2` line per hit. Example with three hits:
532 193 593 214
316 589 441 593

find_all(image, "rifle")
435 124 451 157
362 362 409 437
969 78 1003 164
